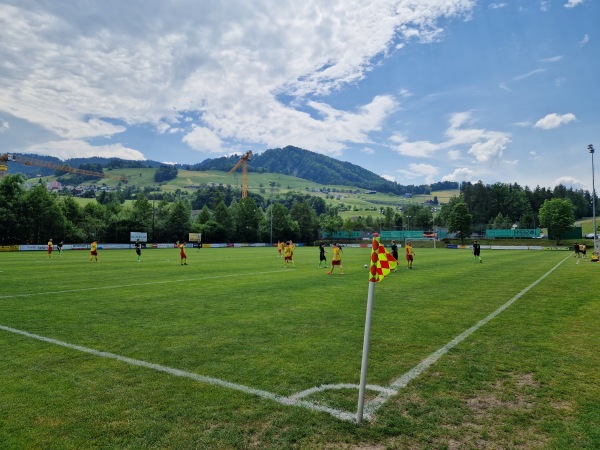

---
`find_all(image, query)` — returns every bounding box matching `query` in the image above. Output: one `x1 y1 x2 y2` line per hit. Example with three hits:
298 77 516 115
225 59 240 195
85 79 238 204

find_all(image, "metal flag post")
589 145 597 254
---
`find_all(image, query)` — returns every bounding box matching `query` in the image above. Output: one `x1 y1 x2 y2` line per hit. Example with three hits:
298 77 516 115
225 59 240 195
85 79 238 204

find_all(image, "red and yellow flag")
369 234 398 282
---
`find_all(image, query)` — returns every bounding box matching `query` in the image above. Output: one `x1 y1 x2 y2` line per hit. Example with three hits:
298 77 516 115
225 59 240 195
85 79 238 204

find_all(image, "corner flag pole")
357 280 376 424
357 234 398 424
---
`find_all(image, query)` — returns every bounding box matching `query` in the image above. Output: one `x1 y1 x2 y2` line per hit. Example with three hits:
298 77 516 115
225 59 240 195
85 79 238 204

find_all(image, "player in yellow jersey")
277 240 283 257
283 241 295 267
179 241 188 265
89 241 99 262
327 242 344 275
47 239 53 258
405 241 414 269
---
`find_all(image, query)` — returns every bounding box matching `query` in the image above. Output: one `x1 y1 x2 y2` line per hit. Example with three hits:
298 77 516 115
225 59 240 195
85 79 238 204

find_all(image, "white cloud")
393 112 510 163
441 167 475 182
447 150 461 160
381 174 396 182
0 1 477 161
182 125 224 153
564 0 584 8
541 55 563 63
555 176 586 189
579 34 590 46
444 112 510 163
554 77 566 87
397 163 439 183
534 113 576 129
489 3 507 9
513 121 532 127
0 118 8 133
27 140 145 161
394 140 441 157
512 68 547 81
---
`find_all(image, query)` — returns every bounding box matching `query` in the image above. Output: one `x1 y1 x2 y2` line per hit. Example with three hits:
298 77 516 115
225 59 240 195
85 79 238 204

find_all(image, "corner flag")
369 235 398 282
357 233 397 424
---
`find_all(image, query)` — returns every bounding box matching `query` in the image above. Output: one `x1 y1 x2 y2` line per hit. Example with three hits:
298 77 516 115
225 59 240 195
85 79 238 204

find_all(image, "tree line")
0 174 596 246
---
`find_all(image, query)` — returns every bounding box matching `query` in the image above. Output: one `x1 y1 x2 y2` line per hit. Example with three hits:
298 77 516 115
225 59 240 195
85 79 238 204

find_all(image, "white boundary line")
0 254 571 422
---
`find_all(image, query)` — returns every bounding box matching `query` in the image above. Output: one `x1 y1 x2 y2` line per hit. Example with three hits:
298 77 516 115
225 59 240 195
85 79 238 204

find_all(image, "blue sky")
0 0 598 190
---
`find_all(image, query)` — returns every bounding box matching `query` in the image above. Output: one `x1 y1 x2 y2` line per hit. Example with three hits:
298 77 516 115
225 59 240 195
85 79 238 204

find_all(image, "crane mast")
227 150 252 198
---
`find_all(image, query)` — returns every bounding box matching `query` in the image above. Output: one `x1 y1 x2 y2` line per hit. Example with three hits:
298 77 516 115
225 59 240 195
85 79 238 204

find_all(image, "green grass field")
1 246 599 449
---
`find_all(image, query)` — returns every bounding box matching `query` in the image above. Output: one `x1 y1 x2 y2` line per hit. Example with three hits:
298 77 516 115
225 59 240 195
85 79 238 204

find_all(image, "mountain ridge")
5 147 458 194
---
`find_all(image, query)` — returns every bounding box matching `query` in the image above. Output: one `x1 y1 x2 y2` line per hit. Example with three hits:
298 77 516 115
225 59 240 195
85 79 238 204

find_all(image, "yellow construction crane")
0 153 128 181
227 150 252 198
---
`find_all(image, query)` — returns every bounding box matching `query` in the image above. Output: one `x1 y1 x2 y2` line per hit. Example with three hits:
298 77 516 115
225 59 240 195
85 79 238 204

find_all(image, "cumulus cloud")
444 112 510 163
441 167 475 182
394 140 441 158
392 112 510 163
27 140 145 161
0 0 476 161
564 0 584 8
397 163 439 183
182 125 224 153
534 113 576 129
555 176 586 189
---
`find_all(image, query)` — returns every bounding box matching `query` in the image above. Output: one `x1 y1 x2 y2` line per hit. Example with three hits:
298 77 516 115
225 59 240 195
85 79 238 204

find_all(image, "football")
364 264 368 268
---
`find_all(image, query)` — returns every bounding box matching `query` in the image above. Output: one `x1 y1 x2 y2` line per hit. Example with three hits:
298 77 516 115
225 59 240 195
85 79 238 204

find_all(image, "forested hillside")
191 146 459 195
6 148 459 195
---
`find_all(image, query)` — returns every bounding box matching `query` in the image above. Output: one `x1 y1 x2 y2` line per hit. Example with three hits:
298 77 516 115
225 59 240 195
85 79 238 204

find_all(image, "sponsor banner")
188 233 202 242
130 232 147 242
20 245 48 251
70 244 88 250
100 244 130 250
491 245 530 250
0 245 19 252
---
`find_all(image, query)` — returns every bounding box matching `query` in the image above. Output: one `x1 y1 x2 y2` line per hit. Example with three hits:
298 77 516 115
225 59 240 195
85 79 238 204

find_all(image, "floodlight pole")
589 144 597 254
270 201 273 246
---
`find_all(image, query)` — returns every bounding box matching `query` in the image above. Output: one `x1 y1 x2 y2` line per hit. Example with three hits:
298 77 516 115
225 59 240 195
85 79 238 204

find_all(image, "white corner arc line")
363 253 572 417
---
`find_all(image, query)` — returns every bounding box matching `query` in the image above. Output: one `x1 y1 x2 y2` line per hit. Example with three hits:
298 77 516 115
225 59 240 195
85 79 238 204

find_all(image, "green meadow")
1 246 599 449
36 167 454 218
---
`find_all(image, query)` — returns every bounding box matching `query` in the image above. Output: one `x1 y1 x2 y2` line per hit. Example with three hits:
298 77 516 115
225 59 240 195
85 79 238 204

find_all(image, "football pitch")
1 246 599 449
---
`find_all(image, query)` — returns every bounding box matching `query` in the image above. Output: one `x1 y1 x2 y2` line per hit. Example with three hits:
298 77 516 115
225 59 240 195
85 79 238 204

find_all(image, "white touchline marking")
0 324 355 422
0 269 289 299
0 254 571 423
